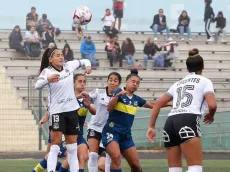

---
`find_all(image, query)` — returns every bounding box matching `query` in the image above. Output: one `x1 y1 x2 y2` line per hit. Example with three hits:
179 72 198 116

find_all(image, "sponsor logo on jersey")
98 89 105 94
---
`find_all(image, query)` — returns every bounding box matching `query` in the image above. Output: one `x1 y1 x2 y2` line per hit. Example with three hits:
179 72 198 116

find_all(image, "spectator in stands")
150 9 173 41
105 35 122 67
62 43 74 61
102 9 118 39
113 0 124 31
143 37 162 69
122 38 135 67
213 11 226 43
204 0 215 42
72 20 85 40
26 7 38 31
24 26 40 56
178 10 192 41
9 25 26 55
80 36 97 66
37 14 53 37
42 26 55 49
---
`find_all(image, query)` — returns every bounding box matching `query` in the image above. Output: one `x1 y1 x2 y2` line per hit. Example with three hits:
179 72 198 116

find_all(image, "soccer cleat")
207 37 214 42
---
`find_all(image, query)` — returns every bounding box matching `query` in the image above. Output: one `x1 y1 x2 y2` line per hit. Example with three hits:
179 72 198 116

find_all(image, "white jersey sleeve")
204 79 214 95
67 59 91 72
89 89 98 100
166 83 176 99
35 69 50 89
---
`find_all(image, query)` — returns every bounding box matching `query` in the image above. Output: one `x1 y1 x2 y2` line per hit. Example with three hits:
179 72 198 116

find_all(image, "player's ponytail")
126 69 140 81
186 48 204 73
39 48 57 73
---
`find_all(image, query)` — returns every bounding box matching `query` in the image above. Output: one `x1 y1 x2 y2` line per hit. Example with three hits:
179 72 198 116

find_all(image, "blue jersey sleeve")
90 98 94 104
137 96 147 107
113 87 123 97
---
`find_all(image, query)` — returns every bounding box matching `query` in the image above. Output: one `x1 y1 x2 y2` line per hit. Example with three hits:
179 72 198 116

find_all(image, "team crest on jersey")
134 101 138 107
109 122 114 128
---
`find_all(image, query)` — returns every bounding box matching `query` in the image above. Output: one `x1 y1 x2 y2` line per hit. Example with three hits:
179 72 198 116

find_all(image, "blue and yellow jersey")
106 88 147 134
77 98 89 136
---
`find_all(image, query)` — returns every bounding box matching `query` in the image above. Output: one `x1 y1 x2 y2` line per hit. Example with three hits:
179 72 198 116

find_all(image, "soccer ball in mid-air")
73 6 92 25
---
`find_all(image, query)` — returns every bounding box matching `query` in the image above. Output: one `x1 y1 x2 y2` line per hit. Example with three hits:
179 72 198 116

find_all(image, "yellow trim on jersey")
34 163 45 172
115 102 137 115
78 107 88 116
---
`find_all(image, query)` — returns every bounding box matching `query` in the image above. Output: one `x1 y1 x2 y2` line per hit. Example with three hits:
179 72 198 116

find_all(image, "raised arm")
107 88 127 112
35 69 49 89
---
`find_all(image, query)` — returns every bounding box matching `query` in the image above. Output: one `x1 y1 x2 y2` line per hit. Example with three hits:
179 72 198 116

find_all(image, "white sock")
88 152 99 172
47 145 60 172
66 143 79 172
169 167 183 172
105 153 111 172
188 165 202 172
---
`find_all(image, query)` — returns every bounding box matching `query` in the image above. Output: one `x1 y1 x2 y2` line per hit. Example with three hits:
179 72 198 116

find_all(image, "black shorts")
163 113 201 148
99 146 106 157
49 110 79 135
87 129 102 141
114 9 123 19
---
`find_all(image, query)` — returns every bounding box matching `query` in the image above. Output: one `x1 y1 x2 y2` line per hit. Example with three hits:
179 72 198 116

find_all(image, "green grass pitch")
0 159 230 172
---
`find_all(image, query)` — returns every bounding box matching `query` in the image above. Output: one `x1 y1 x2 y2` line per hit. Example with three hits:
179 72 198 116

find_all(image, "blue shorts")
102 126 135 152
48 133 67 158
77 135 89 148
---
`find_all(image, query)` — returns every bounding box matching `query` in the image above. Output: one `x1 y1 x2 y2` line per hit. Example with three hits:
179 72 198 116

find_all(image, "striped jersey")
105 88 147 134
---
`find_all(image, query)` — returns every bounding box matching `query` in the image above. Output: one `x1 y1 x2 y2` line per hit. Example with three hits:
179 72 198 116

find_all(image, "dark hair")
13 25 21 32
181 10 187 15
126 38 132 44
107 72 122 84
62 43 72 56
31 7 36 10
205 0 212 5
126 69 140 81
74 73 85 82
106 8 110 12
42 14 47 19
159 9 163 12
39 48 58 73
186 49 204 73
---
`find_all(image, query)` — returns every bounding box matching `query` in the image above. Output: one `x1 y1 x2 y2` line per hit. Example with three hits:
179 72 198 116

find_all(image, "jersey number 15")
175 85 194 109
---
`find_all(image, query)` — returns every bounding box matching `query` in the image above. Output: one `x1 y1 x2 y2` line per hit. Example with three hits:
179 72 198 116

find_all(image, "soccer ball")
73 6 92 25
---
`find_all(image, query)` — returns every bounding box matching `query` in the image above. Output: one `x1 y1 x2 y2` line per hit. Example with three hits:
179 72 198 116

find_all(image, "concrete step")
0 129 38 136
0 115 34 120
0 125 38 131
0 119 36 125
0 109 32 115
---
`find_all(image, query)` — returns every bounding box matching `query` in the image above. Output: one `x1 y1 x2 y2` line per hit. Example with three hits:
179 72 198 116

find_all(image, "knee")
144 55 148 60
51 139 62 146
153 24 158 30
66 143 77 153
110 153 121 167
98 162 104 171
89 152 99 166
79 153 89 163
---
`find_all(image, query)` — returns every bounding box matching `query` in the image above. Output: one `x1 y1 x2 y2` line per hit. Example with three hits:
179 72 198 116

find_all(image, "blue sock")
111 169 122 172
31 158 47 172
56 161 62 171
79 169 84 172
59 166 69 172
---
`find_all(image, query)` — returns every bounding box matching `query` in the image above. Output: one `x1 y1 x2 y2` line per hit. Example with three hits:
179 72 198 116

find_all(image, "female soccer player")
87 72 122 172
102 69 163 172
146 48 217 172
59 73 96 172
35 48 91 172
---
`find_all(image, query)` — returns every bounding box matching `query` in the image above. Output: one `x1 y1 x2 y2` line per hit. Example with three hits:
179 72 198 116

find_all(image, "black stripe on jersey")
77 59 81 69
48 83 52 107
200 97 205 114
166 92 173 99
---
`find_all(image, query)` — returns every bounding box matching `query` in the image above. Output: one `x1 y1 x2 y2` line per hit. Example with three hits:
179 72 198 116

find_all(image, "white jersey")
88 87 112 133
35 60 91 115
167 73 214 116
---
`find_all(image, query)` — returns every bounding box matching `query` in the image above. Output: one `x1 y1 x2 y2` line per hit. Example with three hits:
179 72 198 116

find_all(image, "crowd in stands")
7 0 228 69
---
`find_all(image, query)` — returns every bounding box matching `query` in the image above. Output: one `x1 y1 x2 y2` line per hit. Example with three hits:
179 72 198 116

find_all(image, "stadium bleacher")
0 30 230 151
